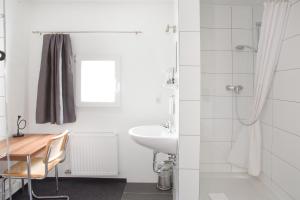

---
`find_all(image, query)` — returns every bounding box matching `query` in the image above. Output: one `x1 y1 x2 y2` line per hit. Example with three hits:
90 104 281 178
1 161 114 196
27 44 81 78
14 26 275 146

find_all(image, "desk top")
0 134 56 159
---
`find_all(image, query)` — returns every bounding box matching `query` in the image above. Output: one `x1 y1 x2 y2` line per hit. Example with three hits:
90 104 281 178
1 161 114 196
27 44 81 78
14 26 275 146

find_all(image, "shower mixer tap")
226 85 243 94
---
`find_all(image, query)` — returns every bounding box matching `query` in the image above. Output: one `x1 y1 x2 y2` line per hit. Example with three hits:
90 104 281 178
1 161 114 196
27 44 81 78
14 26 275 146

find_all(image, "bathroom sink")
129 125 177 154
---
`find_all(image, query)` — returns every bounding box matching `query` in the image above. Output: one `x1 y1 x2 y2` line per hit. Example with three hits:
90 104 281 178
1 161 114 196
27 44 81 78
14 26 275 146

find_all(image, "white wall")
6 0 30 135
0 1 7 198
260 1 300 199
1 0 31 197
24 1 175 182
0 0 6 140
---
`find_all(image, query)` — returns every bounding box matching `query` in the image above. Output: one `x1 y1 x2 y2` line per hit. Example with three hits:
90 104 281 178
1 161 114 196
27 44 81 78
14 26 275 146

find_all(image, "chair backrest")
44 130 70 164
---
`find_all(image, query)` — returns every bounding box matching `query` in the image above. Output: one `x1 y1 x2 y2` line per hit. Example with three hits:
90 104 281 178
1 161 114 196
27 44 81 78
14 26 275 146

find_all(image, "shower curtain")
36 34 76 125
228 0 289 176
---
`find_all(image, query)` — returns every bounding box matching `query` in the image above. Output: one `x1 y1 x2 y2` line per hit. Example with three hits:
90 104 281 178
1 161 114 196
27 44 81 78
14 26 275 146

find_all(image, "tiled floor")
121 183 172 200
199 173 280 200
11 178 172 200
12 178 126 200
11 174 280 200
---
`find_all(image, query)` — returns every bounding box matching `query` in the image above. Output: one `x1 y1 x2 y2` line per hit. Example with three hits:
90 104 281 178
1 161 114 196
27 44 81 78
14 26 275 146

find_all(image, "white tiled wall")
179 32 201 65
179 101 200 134
178 169 200 200
200 4 255 173
179 67 201 100
178 0 200 199
232 6 253 29
178 2 260 199
201 96 233 119
260 1 300 199
179 0 200 31
201 52 232 73
200 5 231 29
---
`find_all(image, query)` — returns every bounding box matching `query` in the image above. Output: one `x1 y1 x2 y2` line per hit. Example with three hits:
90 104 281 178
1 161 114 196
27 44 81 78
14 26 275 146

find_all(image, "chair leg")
27 178 33 200
21 179 25 192
32 190 69 200
2 178 6 200
30 166 69 200
55 166 59 193
7 178 12 200
26 155 33 200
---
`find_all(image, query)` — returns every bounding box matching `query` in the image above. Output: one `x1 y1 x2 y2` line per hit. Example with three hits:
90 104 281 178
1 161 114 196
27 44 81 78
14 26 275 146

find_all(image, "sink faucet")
161 121 171 129
161 120 174 134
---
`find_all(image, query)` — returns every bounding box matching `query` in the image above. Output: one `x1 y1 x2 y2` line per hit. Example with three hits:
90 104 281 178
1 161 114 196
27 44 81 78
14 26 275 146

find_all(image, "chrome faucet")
226 85 243 94
161 120 175 134
161 121 171 129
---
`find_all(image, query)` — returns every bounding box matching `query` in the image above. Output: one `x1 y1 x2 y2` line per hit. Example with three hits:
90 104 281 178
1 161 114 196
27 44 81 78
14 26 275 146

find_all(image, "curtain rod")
32 30 143 35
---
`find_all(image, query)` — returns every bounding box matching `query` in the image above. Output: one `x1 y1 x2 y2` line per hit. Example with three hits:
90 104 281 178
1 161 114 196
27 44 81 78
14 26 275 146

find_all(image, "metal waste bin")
157 160 173 191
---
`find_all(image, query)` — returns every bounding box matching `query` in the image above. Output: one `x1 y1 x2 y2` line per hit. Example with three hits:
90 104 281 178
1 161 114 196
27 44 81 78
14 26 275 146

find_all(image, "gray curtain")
36 34 76 124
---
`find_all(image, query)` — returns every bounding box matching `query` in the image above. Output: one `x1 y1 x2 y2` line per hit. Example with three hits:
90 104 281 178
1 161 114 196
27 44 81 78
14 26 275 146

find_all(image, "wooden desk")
0 134 56 200
0 134 55 160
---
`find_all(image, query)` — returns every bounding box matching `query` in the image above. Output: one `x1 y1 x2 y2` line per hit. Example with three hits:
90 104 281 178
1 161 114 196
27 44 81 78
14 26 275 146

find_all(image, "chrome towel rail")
32 30 143 35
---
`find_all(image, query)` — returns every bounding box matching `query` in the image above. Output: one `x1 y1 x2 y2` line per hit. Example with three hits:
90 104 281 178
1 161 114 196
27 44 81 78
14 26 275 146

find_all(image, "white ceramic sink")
129 125 177 154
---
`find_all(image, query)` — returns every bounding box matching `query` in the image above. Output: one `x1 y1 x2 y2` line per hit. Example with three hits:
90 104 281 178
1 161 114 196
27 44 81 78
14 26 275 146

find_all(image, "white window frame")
76 55 121 107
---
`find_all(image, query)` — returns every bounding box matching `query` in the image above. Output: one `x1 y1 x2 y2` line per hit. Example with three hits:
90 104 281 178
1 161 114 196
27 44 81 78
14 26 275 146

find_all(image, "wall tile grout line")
283 33 300 41
271 180 297 200
272 126 300 139
272 98 300 104
271 152 300 177
276 67 300 72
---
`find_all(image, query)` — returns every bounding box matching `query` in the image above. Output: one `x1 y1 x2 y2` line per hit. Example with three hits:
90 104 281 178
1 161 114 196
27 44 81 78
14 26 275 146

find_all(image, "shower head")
235 45 257 52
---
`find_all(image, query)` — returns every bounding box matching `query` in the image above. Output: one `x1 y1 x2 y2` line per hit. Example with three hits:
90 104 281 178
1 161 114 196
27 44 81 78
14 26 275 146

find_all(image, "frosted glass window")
78 59 120 107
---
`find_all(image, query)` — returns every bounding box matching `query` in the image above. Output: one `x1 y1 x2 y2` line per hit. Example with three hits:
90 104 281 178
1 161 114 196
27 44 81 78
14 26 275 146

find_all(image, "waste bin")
157 160 173 190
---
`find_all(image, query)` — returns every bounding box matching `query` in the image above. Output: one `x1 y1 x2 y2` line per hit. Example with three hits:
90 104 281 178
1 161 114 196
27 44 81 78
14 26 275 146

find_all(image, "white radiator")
70 132 118 176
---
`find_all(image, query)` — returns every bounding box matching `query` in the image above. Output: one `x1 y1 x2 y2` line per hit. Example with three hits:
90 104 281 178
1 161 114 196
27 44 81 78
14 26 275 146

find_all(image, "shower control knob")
226 85 243 94
226 85 236 91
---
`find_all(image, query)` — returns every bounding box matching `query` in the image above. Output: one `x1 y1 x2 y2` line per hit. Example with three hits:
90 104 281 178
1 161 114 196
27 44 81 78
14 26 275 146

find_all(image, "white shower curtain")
228 0 289 176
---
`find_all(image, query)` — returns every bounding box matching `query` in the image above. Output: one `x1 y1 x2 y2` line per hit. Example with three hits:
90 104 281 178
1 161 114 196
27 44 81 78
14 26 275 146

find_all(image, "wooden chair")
1 130 70 199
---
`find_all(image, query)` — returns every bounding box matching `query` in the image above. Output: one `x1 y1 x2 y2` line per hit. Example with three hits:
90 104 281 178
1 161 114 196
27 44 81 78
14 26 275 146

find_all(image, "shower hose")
234 93 259 127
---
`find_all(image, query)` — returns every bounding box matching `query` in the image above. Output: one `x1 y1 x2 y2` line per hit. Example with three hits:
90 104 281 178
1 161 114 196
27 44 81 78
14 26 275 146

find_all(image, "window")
77 57 120 107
